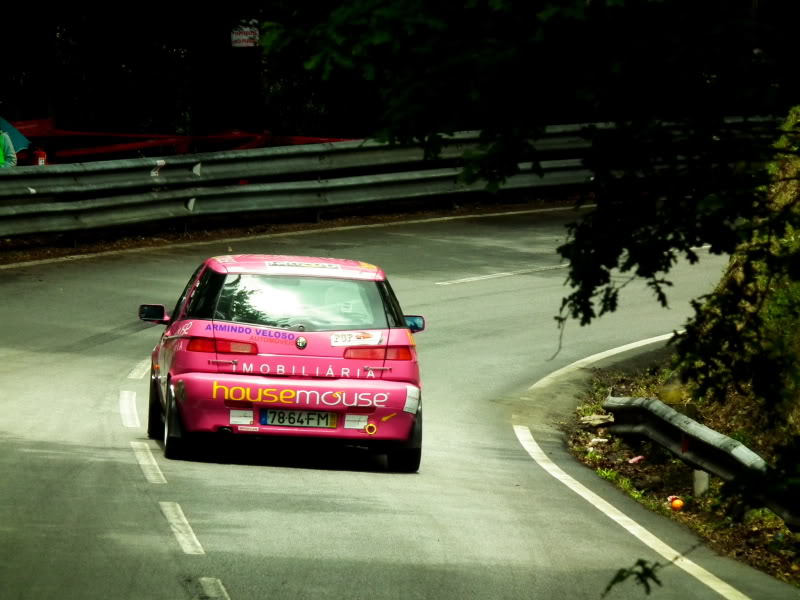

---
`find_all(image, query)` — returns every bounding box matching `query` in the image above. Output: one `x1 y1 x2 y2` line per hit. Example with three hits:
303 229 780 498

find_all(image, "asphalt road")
0 207 796 599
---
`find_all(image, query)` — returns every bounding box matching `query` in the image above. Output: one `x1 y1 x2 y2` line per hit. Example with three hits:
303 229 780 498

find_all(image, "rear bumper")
172 373 421 443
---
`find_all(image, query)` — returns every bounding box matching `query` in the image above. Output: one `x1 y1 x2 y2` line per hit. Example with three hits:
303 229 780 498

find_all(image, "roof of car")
205 255 386 281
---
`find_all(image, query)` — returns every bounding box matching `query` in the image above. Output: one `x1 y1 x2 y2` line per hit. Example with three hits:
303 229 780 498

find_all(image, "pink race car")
139 255 425 472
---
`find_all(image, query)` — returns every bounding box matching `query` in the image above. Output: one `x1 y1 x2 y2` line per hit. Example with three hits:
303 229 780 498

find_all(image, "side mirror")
139 304 170 324
404 315 425 333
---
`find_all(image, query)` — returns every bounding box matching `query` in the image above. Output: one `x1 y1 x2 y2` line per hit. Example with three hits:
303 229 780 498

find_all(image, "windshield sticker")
266 261 341 269
330 331 383 346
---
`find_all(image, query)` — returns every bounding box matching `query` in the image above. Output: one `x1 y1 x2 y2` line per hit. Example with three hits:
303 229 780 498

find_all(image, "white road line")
0 205 592 270
519 331 749 599
119 391 141 428
528 332 683 392
127 358 151 379
159 501 205 555
199 578 231 600
513 425 750 600
435 264 568 286
130 442 167 484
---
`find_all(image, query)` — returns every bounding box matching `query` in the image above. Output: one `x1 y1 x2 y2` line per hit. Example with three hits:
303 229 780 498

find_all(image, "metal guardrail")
0 129 590 198
0 126 592 236
0 119 777 237
603 395 799 530
0 160 588 235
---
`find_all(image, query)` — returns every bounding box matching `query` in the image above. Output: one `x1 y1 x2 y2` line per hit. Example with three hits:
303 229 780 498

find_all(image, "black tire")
386 447 422 473
163 384 188 460
146 370 164 440
386 411 422 473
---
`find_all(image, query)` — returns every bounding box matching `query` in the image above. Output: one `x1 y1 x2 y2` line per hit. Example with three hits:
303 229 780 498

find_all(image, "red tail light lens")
216 340 258 354
186 338 215 353
344 347 385 360
343 346 413 360
386 347 413 360
186 338 257 354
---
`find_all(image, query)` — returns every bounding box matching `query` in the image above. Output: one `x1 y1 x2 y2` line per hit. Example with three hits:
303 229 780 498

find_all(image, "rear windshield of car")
211 274 394 332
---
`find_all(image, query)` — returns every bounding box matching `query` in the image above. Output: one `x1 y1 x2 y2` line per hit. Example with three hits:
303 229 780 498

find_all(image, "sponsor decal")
358 262 378 271
230 410 254 425
175 322 193 336
344 414 368 430
214 256 237 263
238 426 260 432
249 335 295 346
206 324 298 345
212 381 389 407
233 362 377 379
403 386 421 414
207 323 253 334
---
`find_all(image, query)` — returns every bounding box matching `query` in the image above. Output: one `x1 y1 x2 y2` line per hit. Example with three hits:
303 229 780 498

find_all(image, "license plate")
260 409 337 428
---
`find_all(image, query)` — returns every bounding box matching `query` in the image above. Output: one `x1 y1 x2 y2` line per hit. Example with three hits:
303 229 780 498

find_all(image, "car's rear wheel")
146 370 164 440
386 411 422 473
386 447 422 473
163 384 189 460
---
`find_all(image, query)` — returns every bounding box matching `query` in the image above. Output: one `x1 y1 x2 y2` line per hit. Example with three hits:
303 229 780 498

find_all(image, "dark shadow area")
169 434 399 475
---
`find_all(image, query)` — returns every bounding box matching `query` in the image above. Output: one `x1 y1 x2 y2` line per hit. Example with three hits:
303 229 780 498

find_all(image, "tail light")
344 346 413 360
186 338 257 354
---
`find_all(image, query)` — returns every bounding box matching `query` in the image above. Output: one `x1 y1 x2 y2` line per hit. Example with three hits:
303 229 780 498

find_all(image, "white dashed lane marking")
435 264 568 286
127 358 151 379
199 578 231 599
130 441 167 484
159 502 205 555
119 391 141 428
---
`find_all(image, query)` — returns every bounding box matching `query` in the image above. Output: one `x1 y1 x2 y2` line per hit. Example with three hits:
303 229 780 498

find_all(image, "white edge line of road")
515 332 750 600
199 578 232 600
0 205 591 270
159 501 205 555
130 441 167 484
127 358 151 379
119 390 141 428
528 331 682 392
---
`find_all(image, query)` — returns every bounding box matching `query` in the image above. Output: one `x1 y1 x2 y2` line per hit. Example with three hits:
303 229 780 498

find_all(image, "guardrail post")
693 470 710 497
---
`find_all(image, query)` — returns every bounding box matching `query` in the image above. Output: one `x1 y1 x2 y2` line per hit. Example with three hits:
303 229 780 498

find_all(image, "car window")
377 280 405 328
171 263 205 319
213 275 389 331
185 269 225 319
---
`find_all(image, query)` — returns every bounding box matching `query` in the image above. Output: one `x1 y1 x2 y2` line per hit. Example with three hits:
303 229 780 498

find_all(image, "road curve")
0 207 796 599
